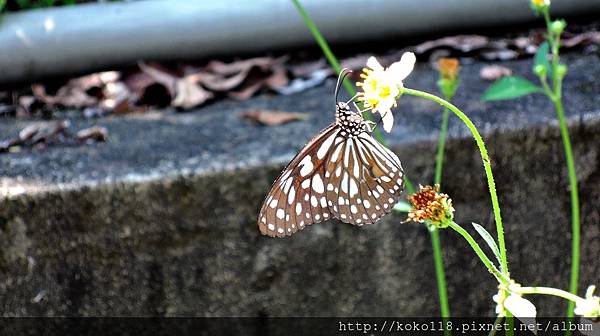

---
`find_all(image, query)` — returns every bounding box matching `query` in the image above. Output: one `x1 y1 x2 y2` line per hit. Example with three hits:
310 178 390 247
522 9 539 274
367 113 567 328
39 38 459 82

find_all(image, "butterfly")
258 69 404 237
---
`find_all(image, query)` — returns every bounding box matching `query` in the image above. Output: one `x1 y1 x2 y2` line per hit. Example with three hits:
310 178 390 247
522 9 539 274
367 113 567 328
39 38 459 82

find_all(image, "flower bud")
557 64 568 79
551 20 567 35
534 64 547 78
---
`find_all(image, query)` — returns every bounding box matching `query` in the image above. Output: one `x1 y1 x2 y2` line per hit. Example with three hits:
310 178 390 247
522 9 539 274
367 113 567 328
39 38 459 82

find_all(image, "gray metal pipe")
0 0 598 84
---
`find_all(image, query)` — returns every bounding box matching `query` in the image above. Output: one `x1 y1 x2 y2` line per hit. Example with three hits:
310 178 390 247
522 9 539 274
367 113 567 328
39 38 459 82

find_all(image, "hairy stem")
401 88 509 277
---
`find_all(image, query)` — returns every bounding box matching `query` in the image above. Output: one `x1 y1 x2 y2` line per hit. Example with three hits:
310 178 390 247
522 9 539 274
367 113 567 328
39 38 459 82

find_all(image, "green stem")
543 7 580 318
554 97 580 318
290 0 385 144
448 222 509 284
401 88 509 277
291 0 420 210
516 286 582 303
488 316 504 336
431 107 452 322
430 229 450 319
435 108 451 184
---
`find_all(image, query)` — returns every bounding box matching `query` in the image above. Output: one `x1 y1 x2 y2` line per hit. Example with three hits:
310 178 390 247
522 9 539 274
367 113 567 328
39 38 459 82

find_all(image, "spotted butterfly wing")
258 100 404 238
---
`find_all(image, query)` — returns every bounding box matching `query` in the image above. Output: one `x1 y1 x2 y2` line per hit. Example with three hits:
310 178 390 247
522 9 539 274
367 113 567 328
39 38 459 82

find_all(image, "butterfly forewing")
259 124 339 237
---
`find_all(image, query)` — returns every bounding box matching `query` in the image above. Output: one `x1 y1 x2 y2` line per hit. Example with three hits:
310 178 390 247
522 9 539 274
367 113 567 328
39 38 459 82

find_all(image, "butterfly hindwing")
258 124 339 237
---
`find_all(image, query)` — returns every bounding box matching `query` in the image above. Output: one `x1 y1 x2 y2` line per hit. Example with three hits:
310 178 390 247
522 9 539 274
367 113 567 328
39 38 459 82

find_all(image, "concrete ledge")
1 54 599 316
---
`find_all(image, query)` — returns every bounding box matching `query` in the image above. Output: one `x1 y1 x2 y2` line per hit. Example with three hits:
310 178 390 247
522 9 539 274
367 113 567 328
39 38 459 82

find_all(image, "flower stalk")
537 4 580 320
400 87 509 277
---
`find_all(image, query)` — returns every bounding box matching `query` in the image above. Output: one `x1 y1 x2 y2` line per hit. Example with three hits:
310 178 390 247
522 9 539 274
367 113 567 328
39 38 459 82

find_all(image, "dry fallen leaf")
76 126 108 142
561 31 600 48
480 65 513 81
275 69 330 95
1 121 107 154
414 35 490 54
172 77 214 109
228 81 264 100
206 57 281 76
241 110 309 126
139 62 214 109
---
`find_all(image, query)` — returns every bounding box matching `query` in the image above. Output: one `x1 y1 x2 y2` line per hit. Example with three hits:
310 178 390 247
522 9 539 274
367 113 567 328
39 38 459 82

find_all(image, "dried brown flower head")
406 184 454 228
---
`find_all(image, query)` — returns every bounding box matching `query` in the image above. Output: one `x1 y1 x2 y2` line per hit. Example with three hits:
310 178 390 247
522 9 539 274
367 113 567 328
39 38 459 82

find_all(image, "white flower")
494 287 537 332
356 52 416 132
575 285 600 318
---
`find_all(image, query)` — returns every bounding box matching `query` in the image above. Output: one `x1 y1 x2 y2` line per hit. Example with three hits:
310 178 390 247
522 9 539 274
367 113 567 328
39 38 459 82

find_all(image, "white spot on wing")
288 186 296 204
312 174 324 193
301 179 310 189
317 132 337 159
299 155 313 177
349 179 358 197
311 196 318 207
276 209 285 219
341 173 349 193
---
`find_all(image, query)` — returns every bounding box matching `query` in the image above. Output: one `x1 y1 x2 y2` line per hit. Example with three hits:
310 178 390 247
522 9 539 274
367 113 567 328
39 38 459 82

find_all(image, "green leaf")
534 42 551 77
393 201 412 213
481 76 543 101
472 222 502 267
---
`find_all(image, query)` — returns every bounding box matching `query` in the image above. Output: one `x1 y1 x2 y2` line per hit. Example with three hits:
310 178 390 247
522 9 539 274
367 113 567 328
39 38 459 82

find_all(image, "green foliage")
0 0 6 12
534 42 551 78
437 78 459 101
472 222 502 267
481 76 542 101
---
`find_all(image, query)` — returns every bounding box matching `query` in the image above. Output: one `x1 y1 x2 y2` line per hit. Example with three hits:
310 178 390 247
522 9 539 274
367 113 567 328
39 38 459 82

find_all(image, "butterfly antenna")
335 68 352 103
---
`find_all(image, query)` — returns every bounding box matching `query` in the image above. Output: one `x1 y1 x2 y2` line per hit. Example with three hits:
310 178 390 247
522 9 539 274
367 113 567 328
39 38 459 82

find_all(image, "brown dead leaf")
139 63 214 109
138 62 177 96
191 70 248 92
228 81 263 100
561 31 600 48
241 110 308 126
414 35 489 54
288 58 327 77
19 124 41 142
16 95 37 117
206 57 282 76
76 126 108 142
480 65 513 81
264 65 289 90
172 77 214 109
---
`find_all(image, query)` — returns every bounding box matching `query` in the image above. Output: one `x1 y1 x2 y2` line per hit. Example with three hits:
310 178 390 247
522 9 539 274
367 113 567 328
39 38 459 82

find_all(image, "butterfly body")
258 90 404 237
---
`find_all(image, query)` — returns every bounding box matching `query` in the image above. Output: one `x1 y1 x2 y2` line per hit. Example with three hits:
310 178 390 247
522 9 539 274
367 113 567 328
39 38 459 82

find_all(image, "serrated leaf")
534 42 551 77
472 222 502 267
393 201 412 213
481 76 542 101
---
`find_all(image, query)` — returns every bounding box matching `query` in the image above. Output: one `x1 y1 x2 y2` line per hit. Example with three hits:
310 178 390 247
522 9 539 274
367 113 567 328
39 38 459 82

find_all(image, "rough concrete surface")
0 53 598 316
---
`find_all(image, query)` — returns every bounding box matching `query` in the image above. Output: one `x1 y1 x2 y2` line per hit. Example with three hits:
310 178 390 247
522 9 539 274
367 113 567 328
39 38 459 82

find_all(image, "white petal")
389 52 416 81
504 295 537 331
366 56 384 72
381 108 394 133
